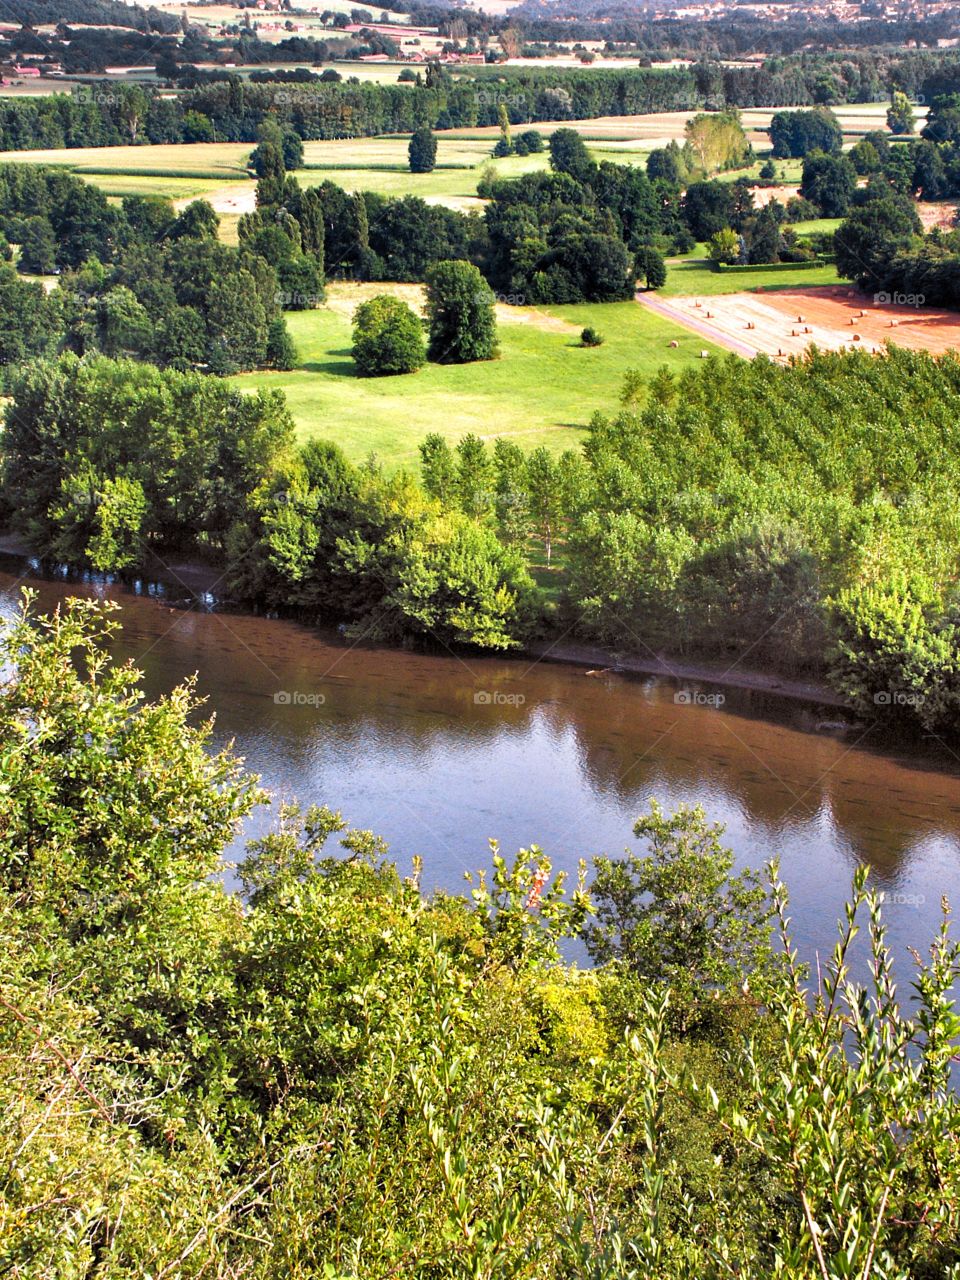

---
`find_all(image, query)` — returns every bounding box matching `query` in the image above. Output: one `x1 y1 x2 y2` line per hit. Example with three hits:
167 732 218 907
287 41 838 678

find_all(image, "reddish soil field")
641 286 960 361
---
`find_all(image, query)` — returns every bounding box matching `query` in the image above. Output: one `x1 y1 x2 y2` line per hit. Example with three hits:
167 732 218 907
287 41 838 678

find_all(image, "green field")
661 255 840 296
232 283 720 466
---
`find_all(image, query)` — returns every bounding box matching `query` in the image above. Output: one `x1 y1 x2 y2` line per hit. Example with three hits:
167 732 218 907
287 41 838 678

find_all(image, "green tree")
526 446 564 565
352 294 426 376
548 127 595 184
455 432 494 520
18 215 56 274
424 260 499 364
708 226 740 264
419 432 457 504
635 244 666 289
887 88 916 136
585 801 772 1008
266 315 297 370
747 204 781 264
800 151 857 216
408 124 438 174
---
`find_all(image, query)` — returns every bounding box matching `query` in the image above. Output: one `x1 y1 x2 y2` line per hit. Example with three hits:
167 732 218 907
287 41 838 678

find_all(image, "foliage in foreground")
1 594 960 1279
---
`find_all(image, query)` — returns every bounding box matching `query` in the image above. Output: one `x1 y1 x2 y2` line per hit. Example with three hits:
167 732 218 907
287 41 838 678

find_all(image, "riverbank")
526 640 847 709
0 534 848 713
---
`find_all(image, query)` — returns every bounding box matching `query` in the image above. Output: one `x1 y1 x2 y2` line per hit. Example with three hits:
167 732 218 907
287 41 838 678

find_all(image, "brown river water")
5 555 960 973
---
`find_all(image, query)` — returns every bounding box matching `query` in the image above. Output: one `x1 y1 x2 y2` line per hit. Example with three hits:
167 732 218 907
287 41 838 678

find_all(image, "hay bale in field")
668 339 679 348
699 349 709 358
852 333 861 341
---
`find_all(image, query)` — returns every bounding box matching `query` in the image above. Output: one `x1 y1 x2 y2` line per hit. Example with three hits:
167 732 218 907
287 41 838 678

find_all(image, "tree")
849 138 881 175
419 432 457 503
800 152 856 216
635 244 666 290
769 107 843 158
747 204 781 264
886 89 916 136
408 125 437 174
167 199 219 242
647 142 684 184
526 446 564 565
424 260 498 364
585 801 772 1007
496 102 512 156
548 127 595 184
266 316 297 370
352 294 426 376
455 433 494 520
708 227 740 264
18 216 56 274
922 93 960 145
684 110 749 174
0 264 52 365
682 180 736 240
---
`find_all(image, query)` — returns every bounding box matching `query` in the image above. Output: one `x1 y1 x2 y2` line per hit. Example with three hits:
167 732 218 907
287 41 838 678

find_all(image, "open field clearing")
0 140 253 176
639 285 960 361
232 282 719 465
918 199 959 231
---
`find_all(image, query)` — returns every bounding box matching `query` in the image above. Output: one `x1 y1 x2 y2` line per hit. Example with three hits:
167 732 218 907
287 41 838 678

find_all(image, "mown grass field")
661 255 841 296
232 282 720 467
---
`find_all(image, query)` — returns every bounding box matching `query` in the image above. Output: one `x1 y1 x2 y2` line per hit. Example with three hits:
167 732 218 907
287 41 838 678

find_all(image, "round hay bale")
852 333 861 341
699 349 709 358
668 339 679 348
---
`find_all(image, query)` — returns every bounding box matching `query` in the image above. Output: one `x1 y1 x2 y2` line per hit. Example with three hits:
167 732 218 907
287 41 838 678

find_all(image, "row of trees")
9 339 960 732
833 119 960 305
0 50 956 152
4 591 960 1276
408 344 960 737
1 354 532 650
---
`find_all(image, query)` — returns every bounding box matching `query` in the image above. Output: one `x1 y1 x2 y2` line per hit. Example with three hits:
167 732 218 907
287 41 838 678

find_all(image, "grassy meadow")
661 255 841 296
232 282 720 467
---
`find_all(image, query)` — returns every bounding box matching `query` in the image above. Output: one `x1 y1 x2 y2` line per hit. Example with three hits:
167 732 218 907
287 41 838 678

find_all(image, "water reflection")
3 557 960 969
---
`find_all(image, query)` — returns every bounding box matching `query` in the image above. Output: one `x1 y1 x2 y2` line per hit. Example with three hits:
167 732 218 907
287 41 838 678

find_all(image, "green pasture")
232 285 720 467
661 255 841 296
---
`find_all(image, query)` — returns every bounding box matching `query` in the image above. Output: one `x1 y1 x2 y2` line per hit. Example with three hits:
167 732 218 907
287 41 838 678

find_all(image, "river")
4 554 960 975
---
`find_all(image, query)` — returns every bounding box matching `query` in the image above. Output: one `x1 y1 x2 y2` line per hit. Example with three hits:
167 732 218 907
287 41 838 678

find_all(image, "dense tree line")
1 0 180 31
564 348 960 736
832 113 960 305
7 339 960 731
3 592 960 1276
0 163 299 373
0 354 533 650
418 345 960 737
0 51 957 152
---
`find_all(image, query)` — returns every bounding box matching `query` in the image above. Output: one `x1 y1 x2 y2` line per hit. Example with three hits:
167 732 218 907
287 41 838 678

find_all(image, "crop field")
639 286 960 361
232 282 719 466
0 140 253 177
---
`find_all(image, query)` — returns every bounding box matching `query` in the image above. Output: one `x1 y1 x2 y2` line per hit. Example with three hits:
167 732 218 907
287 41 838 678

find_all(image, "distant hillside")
0 0 180 34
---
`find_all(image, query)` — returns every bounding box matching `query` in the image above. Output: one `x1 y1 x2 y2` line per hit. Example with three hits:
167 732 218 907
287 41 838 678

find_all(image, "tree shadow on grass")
301 358 359 377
